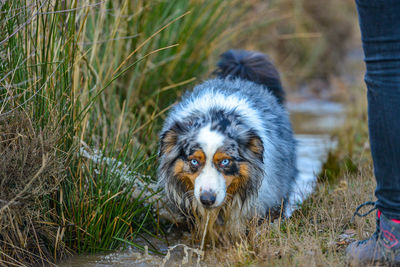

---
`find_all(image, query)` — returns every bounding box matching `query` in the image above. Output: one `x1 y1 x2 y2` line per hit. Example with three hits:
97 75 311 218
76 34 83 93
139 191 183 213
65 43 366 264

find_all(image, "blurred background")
1 1 371 266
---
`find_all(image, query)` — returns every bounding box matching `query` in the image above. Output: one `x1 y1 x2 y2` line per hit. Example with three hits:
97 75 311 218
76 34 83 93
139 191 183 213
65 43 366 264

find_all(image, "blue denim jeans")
356 0 400 219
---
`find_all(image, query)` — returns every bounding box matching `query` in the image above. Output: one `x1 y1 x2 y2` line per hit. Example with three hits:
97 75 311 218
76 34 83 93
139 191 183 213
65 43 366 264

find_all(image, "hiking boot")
346 208 400 266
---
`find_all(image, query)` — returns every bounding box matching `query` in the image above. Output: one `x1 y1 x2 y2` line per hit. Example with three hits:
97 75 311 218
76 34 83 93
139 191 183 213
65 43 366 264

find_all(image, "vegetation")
0 0 248 265
1 0 361 266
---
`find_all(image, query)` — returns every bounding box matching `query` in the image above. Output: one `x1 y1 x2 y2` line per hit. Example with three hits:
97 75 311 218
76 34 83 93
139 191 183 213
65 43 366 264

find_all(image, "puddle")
289 100 345 134
59 230 189 267
285 99 344 216
59 99 345 267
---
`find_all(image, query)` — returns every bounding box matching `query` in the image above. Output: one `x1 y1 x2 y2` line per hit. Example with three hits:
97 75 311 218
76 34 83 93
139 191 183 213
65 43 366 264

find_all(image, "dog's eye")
220 159 230 167
190 159 199 167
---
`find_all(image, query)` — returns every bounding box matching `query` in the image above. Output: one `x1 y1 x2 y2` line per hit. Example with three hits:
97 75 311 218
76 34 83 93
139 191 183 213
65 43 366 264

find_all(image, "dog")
157 50 297 241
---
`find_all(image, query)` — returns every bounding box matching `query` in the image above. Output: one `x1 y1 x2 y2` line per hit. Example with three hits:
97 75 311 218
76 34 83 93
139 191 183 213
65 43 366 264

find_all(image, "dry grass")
198 93 377 266
204 170 375 266
0 112 69 266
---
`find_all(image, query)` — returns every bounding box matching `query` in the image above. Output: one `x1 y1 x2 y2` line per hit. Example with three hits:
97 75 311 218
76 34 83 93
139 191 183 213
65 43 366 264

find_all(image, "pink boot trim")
378 210 400 224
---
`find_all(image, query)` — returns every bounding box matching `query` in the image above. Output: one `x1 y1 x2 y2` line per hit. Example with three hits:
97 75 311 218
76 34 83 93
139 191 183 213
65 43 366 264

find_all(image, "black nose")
200 190 216 207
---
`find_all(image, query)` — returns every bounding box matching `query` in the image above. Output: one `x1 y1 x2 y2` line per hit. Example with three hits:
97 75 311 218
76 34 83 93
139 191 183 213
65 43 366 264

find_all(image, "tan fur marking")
161 130 177 154
225 163 249 195
188 150 206 165
173 150 205 190
248 136 263 157
213 151 250 195
213 151 231 163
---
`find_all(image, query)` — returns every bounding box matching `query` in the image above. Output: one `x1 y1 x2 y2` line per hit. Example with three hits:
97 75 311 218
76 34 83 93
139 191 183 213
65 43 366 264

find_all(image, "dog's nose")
200 190 216 207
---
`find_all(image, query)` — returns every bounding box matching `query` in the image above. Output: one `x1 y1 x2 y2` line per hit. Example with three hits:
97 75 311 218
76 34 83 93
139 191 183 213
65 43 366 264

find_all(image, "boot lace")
353 201 377 218
352 201 380 244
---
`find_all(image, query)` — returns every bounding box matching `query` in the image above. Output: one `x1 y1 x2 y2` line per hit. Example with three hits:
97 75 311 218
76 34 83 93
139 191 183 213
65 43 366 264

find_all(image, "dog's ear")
159 122 182 156
160 129 178 156
246 132 264 162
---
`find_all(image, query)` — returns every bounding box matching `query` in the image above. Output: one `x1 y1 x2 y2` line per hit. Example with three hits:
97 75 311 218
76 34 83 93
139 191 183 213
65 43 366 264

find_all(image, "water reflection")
285 100 344 216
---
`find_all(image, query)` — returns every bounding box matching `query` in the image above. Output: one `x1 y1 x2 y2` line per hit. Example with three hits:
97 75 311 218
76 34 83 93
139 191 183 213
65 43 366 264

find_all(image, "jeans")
356 0 400 219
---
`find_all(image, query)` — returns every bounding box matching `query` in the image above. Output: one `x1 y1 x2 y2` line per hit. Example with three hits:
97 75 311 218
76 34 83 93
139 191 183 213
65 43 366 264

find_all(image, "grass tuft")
0 0 251 264
0 112 68 266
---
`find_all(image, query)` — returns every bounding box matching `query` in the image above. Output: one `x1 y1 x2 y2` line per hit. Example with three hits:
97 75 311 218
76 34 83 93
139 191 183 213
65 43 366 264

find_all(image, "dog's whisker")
182 190 194 200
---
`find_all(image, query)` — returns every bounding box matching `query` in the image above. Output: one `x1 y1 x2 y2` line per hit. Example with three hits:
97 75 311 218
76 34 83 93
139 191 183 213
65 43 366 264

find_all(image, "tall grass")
0 0 248 265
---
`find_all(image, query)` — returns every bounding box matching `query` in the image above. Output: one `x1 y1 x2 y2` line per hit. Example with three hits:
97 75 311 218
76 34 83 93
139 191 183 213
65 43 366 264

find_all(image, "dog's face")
159 113 264 209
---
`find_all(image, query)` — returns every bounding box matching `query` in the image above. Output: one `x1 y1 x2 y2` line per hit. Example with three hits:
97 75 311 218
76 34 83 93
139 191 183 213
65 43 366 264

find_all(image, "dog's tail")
215 49 285 104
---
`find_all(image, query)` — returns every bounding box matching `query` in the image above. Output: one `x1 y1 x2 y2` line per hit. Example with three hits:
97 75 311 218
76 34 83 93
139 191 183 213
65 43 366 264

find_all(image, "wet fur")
157 50 297 241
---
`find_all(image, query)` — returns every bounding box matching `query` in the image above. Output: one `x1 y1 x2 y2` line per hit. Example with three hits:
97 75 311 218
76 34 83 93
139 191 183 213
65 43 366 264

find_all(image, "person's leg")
346 0 400 265
358 0 400 219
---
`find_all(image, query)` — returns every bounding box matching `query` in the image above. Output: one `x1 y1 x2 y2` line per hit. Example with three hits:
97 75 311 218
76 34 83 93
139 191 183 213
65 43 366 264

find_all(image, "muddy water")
59 99 345 267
